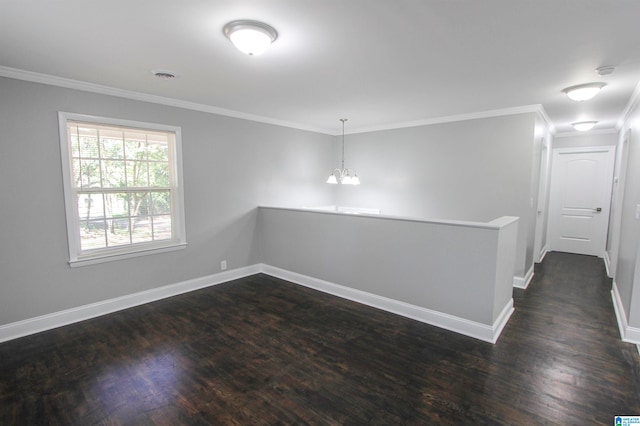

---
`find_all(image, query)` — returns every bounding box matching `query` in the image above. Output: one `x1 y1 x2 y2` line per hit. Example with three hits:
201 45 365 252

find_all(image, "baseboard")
603 251 612 278
259 264 513 344
492 299 515 344
611 281 640 345
0 262 515 345
612 281 628 341
536 247 548 263
0 265 261 343
626 326 640 343
513 265 534 289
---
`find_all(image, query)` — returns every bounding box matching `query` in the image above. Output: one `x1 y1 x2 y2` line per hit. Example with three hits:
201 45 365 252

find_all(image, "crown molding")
617 77 640 130
535 105 556 135
0 66 333 135
1 66 556 137
345 104 551 135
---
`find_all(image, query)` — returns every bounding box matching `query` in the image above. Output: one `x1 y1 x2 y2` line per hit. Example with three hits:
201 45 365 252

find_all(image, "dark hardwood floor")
1 252 639 424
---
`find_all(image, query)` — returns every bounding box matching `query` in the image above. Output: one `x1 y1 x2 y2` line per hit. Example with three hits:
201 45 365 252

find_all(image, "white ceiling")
1 0 639 135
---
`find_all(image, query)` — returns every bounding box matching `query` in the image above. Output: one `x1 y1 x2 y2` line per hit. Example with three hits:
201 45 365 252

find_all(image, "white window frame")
58 112 187 267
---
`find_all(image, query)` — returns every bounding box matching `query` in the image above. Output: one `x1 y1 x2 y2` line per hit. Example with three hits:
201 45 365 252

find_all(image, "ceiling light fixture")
223 20 278 56
327 119 360 185
572 121 598 132
563 83 606 101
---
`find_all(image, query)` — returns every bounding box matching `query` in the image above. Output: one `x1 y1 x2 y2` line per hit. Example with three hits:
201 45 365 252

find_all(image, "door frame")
606 131 631 277
533 137 551 263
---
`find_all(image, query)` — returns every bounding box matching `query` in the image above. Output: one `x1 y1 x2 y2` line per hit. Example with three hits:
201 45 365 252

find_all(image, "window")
58 113 186 267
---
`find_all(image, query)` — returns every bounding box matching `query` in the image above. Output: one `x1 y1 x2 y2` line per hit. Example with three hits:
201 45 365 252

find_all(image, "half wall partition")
259 207 519 343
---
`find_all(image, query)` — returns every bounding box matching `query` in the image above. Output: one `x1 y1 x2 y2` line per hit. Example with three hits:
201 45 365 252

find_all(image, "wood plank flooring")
1 252 639 424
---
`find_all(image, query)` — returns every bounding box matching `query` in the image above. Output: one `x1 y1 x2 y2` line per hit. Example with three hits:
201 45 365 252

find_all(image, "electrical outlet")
221 260 227 271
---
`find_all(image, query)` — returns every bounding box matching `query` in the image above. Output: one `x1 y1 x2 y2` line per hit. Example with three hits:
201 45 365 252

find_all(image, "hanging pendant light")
326 119 360 185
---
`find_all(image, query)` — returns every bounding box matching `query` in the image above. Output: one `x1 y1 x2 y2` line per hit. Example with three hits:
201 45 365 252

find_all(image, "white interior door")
548 146 615 257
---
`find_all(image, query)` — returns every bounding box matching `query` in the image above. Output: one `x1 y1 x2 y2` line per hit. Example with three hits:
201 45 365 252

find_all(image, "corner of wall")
513 265 534 289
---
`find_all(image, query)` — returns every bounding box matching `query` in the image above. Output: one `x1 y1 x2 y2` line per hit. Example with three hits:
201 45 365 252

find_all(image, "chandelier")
326 119 360 185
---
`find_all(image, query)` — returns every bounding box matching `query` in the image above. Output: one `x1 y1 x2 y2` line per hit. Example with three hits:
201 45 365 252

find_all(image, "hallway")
503 252 640 422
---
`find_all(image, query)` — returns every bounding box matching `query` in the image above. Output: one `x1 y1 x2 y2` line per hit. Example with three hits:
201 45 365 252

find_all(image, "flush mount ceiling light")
223 20 278 56
572 121 598 131
563 83 606 101
327 119 360 185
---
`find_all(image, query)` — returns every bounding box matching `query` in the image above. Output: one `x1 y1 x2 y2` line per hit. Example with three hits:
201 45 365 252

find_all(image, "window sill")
69 243 187 268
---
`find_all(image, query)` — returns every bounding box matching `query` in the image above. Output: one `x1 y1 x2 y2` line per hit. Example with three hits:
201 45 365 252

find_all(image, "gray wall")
615 104 640 326
0 77 333 326
332 113 539 279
